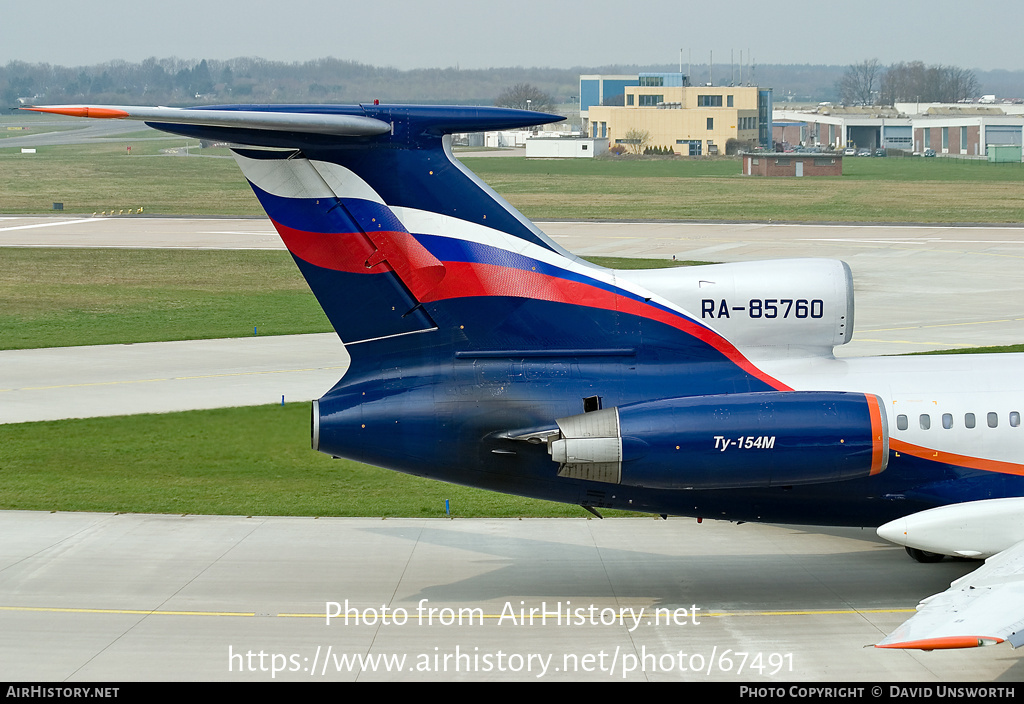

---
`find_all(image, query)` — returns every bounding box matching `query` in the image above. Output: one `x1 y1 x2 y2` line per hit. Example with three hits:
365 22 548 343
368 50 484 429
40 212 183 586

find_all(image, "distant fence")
881 149 1022 166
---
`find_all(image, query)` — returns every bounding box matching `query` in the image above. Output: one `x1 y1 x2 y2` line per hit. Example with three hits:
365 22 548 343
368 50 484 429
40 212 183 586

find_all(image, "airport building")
579 74 639 120
774 105 1023 156
742 152 843 177
525 136 608 158
773 106 912 151
582 72 773 155
912 108 1023 156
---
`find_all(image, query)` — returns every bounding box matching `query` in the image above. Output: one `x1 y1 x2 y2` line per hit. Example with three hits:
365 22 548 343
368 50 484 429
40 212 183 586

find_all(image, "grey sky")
3 0 1020 71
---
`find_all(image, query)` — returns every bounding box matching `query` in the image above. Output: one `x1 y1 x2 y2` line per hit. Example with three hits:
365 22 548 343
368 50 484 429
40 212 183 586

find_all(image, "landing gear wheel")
906 546 945 563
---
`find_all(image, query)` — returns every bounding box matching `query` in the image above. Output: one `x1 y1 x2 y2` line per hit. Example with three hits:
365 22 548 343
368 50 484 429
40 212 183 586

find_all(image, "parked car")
923 148 936 157
874 148 886 157
857 149 871 157
843 147 856 156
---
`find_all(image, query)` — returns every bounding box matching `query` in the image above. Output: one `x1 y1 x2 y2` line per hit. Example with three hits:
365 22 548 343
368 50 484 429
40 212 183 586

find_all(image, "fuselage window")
919 414 930 430
965 413 976 428
896 414 908 431
1011 411 1020 427
988 412 998 428
942 413 953 429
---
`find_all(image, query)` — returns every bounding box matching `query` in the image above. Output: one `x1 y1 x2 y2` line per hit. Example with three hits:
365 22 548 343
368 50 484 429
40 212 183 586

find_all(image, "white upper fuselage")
762 353 1024 468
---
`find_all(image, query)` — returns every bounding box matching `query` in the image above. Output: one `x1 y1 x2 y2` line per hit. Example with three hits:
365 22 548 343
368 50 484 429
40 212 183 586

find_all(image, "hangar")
913 108 1023 156
774 104 1024 156
773 106 911 151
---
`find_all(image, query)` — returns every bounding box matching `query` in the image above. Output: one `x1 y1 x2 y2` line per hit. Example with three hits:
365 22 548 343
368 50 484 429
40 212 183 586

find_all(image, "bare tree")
943 66 979 103
494 83 554 112
879 61 979 105
837 59 881 105
623 128 651 155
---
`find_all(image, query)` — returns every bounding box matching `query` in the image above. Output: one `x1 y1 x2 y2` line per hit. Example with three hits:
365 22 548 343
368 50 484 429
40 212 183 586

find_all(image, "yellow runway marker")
0 605 253 617
4 605 917 620
860 317 1024 333
278 608 918 620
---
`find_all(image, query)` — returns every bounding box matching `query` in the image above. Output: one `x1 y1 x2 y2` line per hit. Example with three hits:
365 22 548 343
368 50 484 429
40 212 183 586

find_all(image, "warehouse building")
773 106 912 151
912 108 1022 155
774 105 1023 156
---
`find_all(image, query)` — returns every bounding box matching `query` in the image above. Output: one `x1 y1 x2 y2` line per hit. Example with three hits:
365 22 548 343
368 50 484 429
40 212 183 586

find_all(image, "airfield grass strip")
0 140 262 216
913 343 1024 355
2 140 1024 221
0 248 333 349
0 249 693 350
0 403 640 518
463 157 1024 223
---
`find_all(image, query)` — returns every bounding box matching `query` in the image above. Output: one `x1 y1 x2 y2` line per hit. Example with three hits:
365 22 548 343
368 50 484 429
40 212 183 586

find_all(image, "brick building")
742 152 843 177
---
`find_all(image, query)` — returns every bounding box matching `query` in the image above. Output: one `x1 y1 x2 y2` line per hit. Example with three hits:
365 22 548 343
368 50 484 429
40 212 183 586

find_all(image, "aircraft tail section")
209 105 589 357
232 148 444 344
23 103 790 392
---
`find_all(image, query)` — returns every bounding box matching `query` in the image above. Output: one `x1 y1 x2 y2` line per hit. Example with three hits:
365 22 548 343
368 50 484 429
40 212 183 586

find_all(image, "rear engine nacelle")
616 259 854 355
546 391 887 489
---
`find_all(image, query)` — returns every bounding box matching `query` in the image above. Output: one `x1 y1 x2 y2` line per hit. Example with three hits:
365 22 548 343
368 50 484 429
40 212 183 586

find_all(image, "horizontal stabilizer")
23 105 391 136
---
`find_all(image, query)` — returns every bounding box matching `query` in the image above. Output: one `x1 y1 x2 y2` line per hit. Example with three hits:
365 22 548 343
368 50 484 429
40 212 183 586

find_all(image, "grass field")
3 138 1023 222
0 249 697 350
0 403 637 518
0 140 259 215
462 156 1024 223
0 248 333 350
915 343 1024 355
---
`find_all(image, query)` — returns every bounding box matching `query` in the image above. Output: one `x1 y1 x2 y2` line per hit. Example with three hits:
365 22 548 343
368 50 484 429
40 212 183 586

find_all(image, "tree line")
837 59 982 106
2 57 1019 109
0 57 581 107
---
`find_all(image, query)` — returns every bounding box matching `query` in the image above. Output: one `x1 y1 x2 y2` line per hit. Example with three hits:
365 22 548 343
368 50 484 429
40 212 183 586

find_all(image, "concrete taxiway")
2 511 1021 682
2 215 1023 680
0 334 347 424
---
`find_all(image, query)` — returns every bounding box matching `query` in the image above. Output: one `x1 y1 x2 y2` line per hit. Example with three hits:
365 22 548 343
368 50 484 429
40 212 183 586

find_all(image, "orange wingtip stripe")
23 106 130 119
890 438 1024 476
876 636 1003 650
